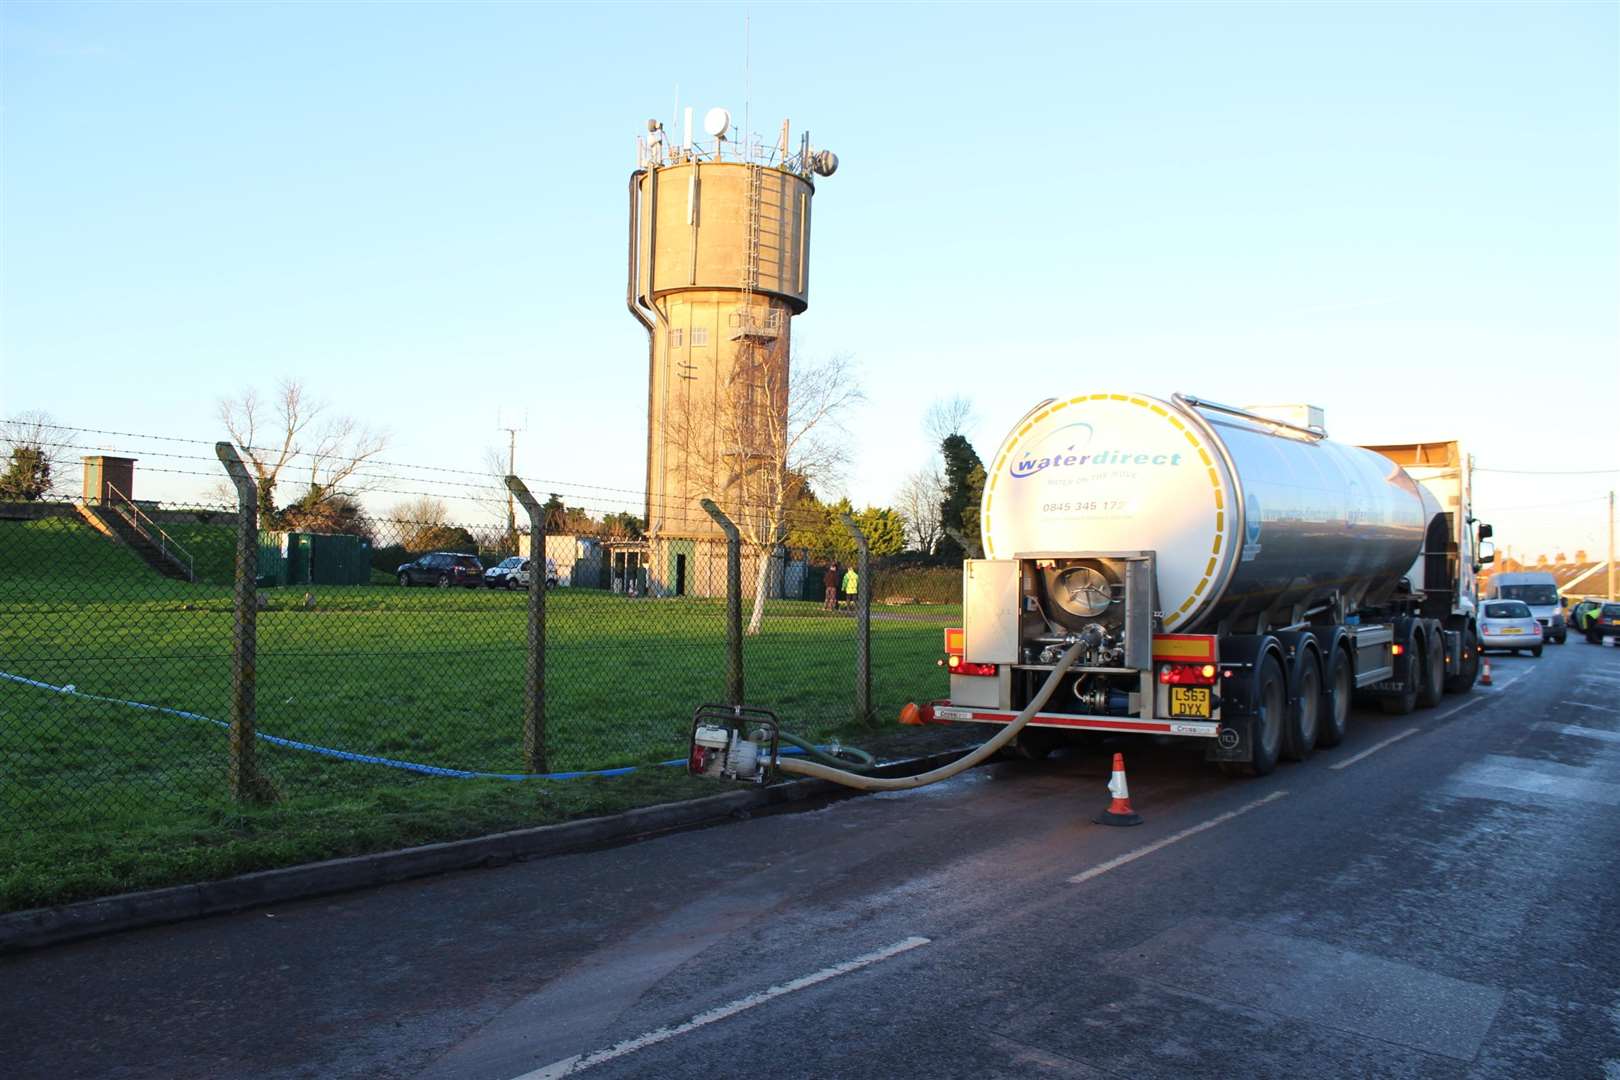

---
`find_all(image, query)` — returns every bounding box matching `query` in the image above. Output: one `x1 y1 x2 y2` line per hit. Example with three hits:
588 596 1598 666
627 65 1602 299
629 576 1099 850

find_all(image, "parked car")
1486 571 1566 643
396 552 484 588
1478 599 1544 657
1585 602 1620 644
484 556 526 589
484 557 560 590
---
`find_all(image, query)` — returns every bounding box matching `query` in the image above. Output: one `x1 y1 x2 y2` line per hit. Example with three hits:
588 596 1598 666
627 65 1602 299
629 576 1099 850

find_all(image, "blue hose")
0 670 849 782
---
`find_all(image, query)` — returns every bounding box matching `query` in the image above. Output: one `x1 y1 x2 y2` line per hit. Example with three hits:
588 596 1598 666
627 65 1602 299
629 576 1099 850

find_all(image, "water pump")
688 705 781 784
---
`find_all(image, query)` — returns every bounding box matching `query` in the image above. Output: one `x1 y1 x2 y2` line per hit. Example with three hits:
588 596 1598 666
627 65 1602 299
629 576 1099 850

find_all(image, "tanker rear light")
943 629 996 677
1158 662 1218 686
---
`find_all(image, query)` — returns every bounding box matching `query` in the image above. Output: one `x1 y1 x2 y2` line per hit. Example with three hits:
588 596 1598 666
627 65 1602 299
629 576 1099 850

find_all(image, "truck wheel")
1379 646 1419 715
1221 655 1284 777
1444 628 1479 694
1417 631 1445 709
1317 649 1352 748
1282 656 1321 761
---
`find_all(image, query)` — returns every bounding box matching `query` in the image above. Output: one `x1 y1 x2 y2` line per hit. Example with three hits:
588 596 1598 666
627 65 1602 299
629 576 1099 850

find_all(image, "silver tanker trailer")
930 391 1495 775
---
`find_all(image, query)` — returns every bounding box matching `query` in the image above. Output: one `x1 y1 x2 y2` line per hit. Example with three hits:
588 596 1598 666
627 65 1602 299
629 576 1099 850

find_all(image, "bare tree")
671 343 863 633
924 395 977 445
219 378 387 526
477 444 521 546
389 496 448 527
0 410 67 501
896 465 947 555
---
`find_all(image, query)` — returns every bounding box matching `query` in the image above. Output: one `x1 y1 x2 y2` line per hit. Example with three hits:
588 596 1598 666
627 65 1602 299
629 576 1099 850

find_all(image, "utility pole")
497 410 527 551
505 427 517 540
1608 490 1615 601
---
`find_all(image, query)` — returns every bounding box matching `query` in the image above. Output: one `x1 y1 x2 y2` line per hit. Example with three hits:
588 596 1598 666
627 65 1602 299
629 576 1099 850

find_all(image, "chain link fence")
0 428 960 909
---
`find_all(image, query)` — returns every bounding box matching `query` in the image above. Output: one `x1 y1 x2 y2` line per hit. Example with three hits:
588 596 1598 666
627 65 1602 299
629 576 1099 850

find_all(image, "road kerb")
0 746 978 955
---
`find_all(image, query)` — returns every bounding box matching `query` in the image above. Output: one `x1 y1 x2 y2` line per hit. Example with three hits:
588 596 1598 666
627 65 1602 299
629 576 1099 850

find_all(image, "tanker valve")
1074 684 1132 714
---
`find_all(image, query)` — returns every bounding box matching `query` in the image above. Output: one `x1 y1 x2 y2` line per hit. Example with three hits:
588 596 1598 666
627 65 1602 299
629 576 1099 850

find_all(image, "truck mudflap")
930 705 1220 739
1206 717 1252 762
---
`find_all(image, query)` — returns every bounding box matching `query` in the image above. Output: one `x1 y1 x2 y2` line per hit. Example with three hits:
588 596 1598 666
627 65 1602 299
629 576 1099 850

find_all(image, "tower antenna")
744 10 751 156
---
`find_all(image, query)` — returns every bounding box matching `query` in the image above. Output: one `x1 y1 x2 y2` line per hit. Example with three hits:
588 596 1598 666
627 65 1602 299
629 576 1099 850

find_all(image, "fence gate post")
505 476 548 774
840 513 873 724
700 499 744 707
214 442 270 803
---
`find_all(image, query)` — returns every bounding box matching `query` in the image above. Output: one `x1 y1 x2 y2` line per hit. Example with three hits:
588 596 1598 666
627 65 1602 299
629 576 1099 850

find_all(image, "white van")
1487 571 1567 644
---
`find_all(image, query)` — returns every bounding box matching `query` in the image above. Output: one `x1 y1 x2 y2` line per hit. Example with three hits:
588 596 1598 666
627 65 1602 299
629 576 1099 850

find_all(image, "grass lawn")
0 517 959 910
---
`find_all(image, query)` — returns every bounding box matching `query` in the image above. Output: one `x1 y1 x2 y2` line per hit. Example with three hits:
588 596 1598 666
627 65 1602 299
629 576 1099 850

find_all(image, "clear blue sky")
3 2 1616 557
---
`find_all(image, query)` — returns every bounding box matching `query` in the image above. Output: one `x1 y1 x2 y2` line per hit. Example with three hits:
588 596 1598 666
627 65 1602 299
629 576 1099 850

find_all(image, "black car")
1586 602 1620 644
397 552 484 588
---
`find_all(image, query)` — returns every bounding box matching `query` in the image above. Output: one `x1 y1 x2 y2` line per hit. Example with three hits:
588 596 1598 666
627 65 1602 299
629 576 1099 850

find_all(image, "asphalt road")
7 641 1620 1079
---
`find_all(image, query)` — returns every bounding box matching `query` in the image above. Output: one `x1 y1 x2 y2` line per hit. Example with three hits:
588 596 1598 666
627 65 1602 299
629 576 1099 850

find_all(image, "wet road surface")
6 641 1620 1079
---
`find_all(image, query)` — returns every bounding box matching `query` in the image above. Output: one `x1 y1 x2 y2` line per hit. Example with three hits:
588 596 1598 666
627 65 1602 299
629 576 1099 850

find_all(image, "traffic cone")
1094 753 1143 826
1480 658 1492 686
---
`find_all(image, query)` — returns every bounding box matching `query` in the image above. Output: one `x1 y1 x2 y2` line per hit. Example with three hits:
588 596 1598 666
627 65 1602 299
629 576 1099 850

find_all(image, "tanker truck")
927 392 1495 776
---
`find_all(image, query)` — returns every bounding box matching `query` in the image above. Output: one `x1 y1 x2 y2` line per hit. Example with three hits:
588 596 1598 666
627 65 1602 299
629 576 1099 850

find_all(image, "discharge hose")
775 640 1085 792
778 731 877 773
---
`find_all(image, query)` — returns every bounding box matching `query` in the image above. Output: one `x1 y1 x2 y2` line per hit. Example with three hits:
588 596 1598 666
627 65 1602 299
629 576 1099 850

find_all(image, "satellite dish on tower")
703 107 731 139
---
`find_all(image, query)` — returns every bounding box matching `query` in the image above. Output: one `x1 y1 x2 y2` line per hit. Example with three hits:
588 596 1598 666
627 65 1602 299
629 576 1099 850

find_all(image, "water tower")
626 107 838 596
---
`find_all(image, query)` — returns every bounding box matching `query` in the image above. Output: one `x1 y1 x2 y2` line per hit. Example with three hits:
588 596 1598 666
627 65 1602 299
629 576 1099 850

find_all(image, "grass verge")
1 517 963 911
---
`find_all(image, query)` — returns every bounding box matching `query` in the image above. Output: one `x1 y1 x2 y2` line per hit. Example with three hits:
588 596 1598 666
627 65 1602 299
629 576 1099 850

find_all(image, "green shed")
281 532 371 586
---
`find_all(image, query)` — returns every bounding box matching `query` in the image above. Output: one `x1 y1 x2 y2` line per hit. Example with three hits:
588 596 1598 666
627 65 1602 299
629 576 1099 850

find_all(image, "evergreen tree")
0 446 51 501
937 434 985 558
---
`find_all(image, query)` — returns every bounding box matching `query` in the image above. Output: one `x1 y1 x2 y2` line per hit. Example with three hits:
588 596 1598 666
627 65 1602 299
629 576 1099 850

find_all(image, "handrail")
102 483 195 582
1177 393 1328 440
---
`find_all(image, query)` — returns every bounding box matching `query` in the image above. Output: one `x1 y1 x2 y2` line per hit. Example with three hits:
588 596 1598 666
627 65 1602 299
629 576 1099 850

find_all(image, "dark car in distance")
397 552 484 588
1586 602 1620 644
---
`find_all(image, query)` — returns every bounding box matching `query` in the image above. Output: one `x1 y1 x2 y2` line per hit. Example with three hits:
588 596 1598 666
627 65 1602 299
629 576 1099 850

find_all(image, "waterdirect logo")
1009 421 1184 479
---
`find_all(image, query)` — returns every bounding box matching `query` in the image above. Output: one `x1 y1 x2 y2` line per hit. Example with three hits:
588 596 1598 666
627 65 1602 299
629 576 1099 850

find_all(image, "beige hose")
776 640 1085 791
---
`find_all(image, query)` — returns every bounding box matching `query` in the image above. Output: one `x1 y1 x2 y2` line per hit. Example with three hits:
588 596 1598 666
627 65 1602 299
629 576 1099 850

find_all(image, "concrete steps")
77 503 194 582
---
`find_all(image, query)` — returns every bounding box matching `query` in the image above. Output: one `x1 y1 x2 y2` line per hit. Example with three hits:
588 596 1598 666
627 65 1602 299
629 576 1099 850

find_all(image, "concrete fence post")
214 442 271 803
700 499 744 707
840 513 873 724
944 526 982 560
505 476 548 774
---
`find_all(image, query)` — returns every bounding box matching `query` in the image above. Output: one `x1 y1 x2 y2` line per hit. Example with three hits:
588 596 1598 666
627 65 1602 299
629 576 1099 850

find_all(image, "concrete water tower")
627 107 837 596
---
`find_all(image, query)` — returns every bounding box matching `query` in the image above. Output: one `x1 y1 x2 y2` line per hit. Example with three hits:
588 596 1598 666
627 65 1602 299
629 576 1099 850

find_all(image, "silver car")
1479 599 1544 657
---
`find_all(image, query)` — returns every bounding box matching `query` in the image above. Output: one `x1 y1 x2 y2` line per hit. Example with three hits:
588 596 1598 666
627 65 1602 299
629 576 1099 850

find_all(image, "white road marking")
1328 685 1512 771
1538 722 1620 743
1067 790 1289 884
1329 727 1420 770
1561 700 1620 714
513 936 932 1079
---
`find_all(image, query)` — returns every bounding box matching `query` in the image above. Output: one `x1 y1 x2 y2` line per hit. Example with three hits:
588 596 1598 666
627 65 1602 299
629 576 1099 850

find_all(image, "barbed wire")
26 424 889 530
